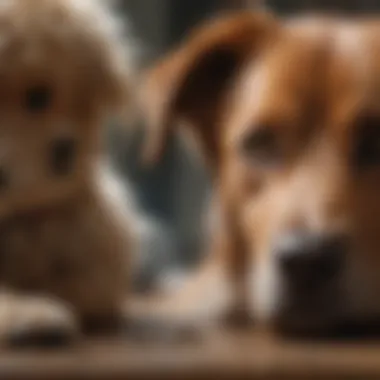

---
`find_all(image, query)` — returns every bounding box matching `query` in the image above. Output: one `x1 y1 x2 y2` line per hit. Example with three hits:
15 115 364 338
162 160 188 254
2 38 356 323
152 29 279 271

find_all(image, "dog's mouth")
259 232 380 341
274 316 380 342
264 281 380 341
272 293 338 338
272 293 380 341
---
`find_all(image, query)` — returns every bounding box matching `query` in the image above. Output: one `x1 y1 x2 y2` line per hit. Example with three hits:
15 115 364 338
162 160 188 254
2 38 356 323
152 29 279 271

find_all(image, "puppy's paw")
0 295 79 348
82 310 200 344
125 300 206 345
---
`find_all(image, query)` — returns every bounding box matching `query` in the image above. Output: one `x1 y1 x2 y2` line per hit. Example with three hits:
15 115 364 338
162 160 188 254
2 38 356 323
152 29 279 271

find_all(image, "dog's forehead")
227 19 380 143
227 22 330 141
328 22 380 119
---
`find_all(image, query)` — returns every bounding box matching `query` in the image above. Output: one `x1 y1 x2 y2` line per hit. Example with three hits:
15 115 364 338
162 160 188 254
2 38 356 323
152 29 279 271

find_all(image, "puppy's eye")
24 85 53 113
353 115 380 169
239 128 280 167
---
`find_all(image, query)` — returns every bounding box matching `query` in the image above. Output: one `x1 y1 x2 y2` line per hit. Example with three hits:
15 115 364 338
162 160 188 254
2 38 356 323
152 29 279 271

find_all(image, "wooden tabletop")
2 330 380 380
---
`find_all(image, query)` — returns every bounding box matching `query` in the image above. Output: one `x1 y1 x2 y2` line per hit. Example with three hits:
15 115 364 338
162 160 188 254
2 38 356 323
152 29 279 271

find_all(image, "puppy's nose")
50 137 76 176
275 232 347 287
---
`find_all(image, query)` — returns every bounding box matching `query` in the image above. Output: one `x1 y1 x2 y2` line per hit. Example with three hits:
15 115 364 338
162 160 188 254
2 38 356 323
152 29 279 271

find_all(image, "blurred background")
111 0 379 294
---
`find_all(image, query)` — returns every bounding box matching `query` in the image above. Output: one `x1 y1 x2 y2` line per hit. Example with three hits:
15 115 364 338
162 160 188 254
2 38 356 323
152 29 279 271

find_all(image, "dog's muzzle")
269 231 349 335
50 137 76 176
274 231 347 289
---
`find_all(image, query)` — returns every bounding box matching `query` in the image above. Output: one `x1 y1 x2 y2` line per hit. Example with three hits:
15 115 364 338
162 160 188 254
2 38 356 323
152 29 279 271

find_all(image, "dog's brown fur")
140 11 380 335
0 0 135 346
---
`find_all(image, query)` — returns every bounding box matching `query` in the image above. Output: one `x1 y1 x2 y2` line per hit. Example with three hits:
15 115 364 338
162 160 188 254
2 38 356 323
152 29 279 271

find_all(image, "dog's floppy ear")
141 11 277 171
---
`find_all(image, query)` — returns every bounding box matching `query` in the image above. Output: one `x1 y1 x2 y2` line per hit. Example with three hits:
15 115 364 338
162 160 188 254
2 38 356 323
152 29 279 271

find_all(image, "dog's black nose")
50 137 76 176
275 232 347 288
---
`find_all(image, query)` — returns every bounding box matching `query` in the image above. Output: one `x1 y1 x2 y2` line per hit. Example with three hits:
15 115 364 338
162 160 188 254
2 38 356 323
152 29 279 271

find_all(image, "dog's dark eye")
239 128 280 167
24 86 53 113
353 115 380 169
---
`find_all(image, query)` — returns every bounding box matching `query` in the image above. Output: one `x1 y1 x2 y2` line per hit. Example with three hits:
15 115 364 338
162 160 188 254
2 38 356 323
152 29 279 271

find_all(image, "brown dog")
141 11 380 337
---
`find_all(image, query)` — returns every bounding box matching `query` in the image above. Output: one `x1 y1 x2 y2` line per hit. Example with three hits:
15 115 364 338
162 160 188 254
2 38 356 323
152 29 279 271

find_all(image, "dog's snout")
50 137 76 176
275 232 347 287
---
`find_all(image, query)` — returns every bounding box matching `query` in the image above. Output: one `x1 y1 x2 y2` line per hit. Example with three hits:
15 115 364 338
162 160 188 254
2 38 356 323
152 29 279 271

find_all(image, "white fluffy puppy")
0 0 137 346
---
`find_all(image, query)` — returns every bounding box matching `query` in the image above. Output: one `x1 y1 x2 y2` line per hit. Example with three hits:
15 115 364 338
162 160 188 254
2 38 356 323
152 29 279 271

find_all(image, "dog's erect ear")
141 11 278 170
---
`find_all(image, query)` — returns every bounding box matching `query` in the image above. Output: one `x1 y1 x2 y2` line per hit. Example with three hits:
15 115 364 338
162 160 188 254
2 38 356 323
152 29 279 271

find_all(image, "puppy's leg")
127 198 253 338
126 253 235 342
0 291 79 348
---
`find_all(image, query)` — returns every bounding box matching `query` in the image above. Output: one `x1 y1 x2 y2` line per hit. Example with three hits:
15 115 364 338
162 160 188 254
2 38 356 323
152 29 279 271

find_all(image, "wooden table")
2 330 380 380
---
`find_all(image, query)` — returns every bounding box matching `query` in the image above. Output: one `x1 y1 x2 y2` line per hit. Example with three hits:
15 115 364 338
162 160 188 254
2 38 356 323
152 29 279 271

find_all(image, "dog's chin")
272 314 380 341
0 179 84 221
253 266 339 338
262 300 338 339
271 311 340 340
261 289 380 341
